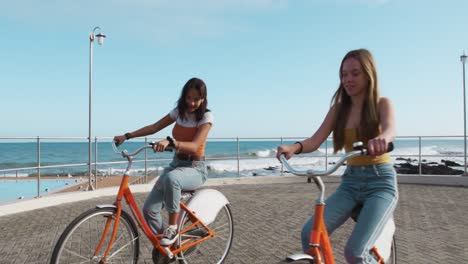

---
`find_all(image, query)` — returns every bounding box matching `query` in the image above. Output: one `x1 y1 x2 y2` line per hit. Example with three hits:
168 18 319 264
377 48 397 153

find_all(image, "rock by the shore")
396 157 418 162
441 159 462 167
264 157 464 175
394 162 463 175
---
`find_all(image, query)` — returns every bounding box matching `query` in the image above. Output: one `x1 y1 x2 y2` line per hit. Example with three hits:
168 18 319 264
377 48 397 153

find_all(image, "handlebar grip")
354 141 394 154
149 142 174 152
387 142 394 152
165 146 174 152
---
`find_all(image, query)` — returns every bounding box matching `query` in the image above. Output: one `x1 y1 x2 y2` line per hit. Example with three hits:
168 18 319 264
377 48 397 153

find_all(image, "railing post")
325 139 328 171
280 137 284 176
237 137 240 177
36 136 41 198
419 136 422 176
145 137 148 183
94 137 98 189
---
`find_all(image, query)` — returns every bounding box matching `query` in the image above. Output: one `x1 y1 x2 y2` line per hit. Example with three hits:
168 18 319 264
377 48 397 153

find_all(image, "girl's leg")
344 164 398 264
160 161 207 245
142 174 167 235
142 161 178 235
163 163 207 218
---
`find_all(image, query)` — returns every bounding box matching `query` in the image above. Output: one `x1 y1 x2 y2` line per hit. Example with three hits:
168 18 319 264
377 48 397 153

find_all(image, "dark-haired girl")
114 77 212 246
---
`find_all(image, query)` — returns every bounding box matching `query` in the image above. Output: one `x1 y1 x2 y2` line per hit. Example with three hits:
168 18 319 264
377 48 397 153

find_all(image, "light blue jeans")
143 158 208 235
301 163 398 264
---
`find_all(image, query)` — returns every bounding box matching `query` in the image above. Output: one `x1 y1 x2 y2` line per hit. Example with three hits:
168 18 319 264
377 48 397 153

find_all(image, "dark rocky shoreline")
263 157 466 176
394 158 465 175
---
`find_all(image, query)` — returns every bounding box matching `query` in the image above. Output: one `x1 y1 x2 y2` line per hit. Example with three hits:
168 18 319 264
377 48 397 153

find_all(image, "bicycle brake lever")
387 142 394 152
149 141 174 152
111 140 121 154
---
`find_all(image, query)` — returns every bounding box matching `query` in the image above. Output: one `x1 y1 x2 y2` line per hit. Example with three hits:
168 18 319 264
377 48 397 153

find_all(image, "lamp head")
96 33 106 46
462 52 467 64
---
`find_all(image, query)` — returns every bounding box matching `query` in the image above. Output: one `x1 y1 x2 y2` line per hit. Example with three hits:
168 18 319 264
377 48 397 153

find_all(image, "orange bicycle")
280 142 396 264
50 142 234 264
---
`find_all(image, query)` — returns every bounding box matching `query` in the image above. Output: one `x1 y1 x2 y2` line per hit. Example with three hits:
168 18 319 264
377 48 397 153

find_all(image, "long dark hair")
331 49 380 153
177 78 209 121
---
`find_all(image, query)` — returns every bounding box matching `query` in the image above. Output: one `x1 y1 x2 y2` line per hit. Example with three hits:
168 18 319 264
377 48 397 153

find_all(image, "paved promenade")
0 176 467 263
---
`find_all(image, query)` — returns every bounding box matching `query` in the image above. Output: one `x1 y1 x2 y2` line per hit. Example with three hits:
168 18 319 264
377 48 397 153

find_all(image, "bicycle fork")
307 204 335 264
92 202 124 264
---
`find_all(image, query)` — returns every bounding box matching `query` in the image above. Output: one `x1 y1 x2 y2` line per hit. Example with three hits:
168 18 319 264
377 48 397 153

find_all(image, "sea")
0 138 466 203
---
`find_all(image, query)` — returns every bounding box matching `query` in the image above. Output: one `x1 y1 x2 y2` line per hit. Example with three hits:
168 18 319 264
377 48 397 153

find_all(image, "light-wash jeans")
301 163 398 264
143 158 208 235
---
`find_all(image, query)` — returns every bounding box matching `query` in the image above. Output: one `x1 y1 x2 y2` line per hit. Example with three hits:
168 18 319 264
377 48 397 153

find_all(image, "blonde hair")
332 49 380 153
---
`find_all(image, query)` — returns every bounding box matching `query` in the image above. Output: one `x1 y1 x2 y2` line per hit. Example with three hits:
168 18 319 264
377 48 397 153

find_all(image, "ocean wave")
248 149 276 157
207 156 328 173
96 166 165 177
1 141 465 176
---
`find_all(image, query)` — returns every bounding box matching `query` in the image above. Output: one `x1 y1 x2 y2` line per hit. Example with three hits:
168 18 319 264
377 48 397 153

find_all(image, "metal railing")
0 135 466 199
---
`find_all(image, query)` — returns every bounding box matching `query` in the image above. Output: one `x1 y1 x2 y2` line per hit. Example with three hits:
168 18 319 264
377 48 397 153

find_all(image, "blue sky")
1 0 467 139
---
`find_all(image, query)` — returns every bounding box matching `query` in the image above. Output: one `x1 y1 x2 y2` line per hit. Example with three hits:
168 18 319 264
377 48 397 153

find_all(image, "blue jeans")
143 158 208 234
301 163 398 264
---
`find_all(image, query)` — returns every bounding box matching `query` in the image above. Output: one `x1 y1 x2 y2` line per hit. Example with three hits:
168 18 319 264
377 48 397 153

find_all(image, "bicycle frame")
280 142 393 264
94 143 216 262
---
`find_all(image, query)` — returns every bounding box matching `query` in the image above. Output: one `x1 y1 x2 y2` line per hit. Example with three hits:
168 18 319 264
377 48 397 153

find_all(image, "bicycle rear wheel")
176 204 234 264
50 207 139 264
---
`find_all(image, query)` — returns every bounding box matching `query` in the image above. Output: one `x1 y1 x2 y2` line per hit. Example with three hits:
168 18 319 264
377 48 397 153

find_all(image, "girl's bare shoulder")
378 97 393 107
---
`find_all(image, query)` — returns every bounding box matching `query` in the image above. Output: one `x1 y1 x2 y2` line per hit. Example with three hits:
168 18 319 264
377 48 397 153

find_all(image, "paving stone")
0 180 466 263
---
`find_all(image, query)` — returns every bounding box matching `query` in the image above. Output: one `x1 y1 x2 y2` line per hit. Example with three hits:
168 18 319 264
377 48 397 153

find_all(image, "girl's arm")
277 105 337 160
114 114 175 146
127 114 175 138
368 97 396 156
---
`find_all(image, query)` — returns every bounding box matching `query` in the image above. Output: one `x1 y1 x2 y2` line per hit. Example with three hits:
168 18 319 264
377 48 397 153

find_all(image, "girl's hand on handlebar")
276 144 297 160
114 135 126 147
152 139 170 152
367 137 388 157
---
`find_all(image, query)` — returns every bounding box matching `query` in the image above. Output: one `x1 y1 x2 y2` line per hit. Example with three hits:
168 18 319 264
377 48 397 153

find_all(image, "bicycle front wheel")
177 204 234 264
50 207 140 264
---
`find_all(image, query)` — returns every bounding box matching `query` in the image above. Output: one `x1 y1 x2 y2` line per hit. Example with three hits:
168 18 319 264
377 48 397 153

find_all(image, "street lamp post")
88 27 106 190
461 52 467 176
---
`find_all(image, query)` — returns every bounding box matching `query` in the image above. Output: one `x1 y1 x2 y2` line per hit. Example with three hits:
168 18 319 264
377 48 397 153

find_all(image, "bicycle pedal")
162 246 174 259
152 248 175 264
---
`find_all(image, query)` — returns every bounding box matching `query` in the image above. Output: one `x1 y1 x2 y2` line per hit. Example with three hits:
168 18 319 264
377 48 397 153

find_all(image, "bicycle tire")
176 204 234 264
282 260 315 264
390 235 397 264
50 207 140 264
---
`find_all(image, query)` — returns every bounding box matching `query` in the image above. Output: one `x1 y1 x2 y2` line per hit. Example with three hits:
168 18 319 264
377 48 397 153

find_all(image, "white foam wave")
96 166 165 176
316 147 342 155
0 173 30 178
207 156 338 174
249 149 276 157
317 144 464 156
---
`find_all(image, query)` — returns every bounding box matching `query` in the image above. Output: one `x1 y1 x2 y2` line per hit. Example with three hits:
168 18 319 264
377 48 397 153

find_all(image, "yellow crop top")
344 128 390 166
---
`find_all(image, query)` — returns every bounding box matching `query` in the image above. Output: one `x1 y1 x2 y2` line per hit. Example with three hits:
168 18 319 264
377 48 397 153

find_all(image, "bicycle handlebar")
112 140 174 159
280 141 393 202
112 140 174 176
280 141 394 177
